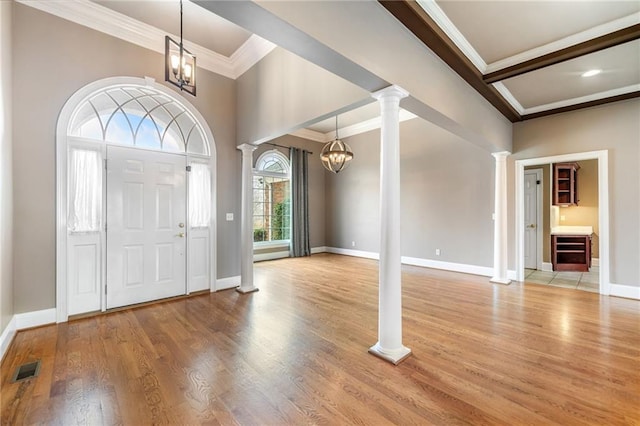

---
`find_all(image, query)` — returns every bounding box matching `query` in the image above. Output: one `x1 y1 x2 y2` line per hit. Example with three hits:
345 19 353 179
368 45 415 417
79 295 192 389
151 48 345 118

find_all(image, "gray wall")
326 117 495 268
253 135 326 249
12 4 240 314
511 99 640 287
1 0 14 332
236 47 371 145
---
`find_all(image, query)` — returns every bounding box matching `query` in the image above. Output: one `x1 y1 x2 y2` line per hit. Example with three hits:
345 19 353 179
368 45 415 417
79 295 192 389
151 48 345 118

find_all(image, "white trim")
231 34 277 78
0 317 17 362
15 308 57 330
288 128 326 143
326 247 379 260
486 13 640 74
403 256 494 277
289 109 418 143
15 0 274 80
415 0 488 73
254 250 290 262
522 84 640 115
56 76 217 322
541 262 554 272
216 276 240 291
311 246 327 254
515 150 609 296
254 240 290 250
493 82 525 115
609 283 640 300
325 247 518 280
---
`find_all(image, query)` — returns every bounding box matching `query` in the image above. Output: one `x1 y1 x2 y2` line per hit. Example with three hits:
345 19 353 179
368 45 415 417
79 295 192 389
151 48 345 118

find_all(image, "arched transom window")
253 150 291 244
69 85 209 156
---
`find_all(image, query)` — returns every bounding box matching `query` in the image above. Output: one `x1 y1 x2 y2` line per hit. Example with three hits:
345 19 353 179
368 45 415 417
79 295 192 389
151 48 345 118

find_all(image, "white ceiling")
429 0 640 115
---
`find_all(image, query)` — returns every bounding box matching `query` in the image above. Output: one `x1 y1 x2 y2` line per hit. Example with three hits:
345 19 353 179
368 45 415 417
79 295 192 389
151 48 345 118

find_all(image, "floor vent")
12 360 41 382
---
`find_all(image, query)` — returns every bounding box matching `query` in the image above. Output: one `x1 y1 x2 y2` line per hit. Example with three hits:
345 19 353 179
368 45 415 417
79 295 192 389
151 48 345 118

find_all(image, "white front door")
524 171 539 269
106 146 187 309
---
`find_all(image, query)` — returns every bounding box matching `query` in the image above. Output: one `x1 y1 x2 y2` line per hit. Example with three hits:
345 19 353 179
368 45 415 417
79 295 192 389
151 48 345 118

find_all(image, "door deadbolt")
178 223 185 228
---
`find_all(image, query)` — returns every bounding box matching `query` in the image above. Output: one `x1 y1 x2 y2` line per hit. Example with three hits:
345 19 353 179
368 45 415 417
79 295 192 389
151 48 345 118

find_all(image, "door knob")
177 232 185 238
527 224 536 228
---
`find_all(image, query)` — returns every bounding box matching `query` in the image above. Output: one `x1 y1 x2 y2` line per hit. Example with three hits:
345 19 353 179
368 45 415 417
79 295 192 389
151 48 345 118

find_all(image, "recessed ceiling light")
581 69 602 78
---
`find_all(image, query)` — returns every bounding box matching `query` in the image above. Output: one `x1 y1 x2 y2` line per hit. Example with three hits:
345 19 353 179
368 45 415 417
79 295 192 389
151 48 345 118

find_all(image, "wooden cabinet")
552 234 591 272
553 162 580 206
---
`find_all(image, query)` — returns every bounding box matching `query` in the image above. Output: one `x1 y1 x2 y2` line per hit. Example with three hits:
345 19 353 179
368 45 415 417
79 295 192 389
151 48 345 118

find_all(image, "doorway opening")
515 150 609 295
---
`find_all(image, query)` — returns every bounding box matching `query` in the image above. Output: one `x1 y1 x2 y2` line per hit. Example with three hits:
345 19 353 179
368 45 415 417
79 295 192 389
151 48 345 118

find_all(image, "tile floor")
524 267 600 293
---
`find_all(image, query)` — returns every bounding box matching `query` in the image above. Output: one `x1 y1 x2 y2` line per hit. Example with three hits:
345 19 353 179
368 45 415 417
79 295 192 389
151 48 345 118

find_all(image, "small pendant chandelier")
321 115 354 173
165 0 196 96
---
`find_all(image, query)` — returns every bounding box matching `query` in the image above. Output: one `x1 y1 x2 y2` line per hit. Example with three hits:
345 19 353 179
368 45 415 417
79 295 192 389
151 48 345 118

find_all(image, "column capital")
237 143 257 153
371 85 409 102
491 151 511 160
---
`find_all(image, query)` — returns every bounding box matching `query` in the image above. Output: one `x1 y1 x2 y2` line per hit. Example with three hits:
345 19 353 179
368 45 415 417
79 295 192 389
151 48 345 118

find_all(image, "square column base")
490 277 511 285
236 286 259 294
368 343 412 365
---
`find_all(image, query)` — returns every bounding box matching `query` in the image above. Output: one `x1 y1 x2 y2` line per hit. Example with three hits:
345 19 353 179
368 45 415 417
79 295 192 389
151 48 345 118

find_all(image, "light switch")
560 215 565 221
226 213 234 221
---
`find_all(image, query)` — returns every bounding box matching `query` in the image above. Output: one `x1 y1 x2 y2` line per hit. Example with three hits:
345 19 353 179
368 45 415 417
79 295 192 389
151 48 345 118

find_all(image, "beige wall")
1 0 14 332
511 99 640 287
11 4 241 314
326 117 495 267
253 135 326 251
236 47 370 145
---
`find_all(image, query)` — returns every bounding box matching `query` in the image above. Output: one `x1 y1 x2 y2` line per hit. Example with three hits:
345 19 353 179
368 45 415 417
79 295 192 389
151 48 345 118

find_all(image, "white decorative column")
369 85 411 365
237 143 259 294
491 151 511 285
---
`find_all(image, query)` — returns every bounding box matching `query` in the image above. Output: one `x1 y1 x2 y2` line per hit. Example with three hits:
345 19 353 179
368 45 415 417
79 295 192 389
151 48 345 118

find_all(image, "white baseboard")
254 250 289 262
325 247 516 281
541 262 553 272
326 247 379 260
402 255 494 277
15 308 56 330
609 283 640 300
311 246 327 254
216 276 240 291
0 316 17 362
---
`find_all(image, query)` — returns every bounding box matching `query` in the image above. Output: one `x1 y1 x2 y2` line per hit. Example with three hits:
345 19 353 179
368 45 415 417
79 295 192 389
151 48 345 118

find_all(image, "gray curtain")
290 147 310 257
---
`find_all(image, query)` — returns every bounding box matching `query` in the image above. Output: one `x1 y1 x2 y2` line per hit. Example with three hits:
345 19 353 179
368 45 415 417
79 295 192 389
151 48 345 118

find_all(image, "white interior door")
524 171 539 269
106 146 186 309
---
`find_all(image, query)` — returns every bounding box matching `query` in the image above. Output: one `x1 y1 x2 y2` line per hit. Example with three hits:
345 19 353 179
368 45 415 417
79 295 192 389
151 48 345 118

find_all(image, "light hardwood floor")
2 253 639 424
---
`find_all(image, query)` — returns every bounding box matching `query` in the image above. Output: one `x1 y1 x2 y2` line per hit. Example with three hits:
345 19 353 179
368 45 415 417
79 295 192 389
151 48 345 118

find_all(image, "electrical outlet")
435 249 441 256
351 241 356 247
226 213 234 221
560 215 565 221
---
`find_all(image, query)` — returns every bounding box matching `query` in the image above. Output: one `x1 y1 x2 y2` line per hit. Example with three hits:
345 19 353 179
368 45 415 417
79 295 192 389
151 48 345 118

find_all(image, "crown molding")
16 0 273 80
492 82 525 115
288 128 326 143
415 0 488 73
486 13 640 74
522 84 640 116
289 109 418 143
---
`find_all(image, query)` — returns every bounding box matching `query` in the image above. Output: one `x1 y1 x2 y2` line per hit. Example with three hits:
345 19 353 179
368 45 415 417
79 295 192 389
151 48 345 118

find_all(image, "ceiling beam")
378 0 521 122
485 24 640 84
521 90 640 121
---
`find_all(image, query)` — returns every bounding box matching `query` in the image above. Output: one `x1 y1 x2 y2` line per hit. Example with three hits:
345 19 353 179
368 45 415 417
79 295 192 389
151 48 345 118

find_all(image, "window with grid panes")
253 150 291 244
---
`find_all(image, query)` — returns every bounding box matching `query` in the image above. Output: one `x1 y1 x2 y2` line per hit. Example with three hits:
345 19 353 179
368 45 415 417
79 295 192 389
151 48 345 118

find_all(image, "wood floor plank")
2 253 639 424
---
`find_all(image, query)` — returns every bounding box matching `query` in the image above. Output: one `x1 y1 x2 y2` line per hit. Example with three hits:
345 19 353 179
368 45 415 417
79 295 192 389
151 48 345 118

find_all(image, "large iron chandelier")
165 0 196 96
321 115 353 173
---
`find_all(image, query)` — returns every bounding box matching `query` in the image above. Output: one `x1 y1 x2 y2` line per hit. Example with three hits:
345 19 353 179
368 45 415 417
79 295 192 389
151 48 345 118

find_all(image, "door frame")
523 168 543 271
515 150 608 294
56 76 217 322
